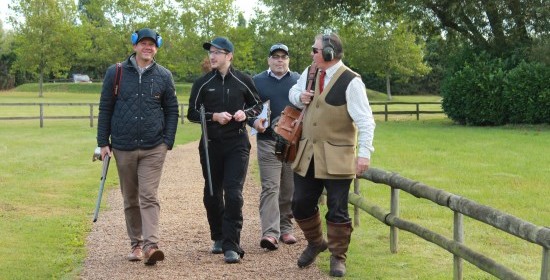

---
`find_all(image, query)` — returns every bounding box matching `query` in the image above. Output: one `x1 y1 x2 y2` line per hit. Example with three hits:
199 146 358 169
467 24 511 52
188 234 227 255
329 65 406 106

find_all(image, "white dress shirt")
289 61 375 158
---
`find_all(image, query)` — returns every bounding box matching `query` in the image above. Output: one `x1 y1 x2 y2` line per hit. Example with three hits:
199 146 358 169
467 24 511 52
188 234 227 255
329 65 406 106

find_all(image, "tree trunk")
39 71 44 98
386 72 392 101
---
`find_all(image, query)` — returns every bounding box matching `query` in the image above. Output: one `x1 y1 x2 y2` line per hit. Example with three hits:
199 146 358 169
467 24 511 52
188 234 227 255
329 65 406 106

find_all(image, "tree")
76 0 154 81
248 5 320 74
9 0 80 97
376 0 549 57
262 0 370 25
342 21 430 100
266 0 548 56
1 23 17 90
152 0 240 81
262 1 433 97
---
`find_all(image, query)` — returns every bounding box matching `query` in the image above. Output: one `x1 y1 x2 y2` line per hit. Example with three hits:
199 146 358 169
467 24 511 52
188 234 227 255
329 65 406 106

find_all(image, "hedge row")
441 56 550 126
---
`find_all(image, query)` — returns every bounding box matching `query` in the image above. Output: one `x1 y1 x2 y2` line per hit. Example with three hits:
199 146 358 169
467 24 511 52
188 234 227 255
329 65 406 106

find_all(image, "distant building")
73 74 92 83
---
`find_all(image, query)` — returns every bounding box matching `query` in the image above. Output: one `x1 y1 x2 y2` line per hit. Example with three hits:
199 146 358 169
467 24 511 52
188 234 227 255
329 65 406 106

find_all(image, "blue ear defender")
156 35 163 48
131 31 139 45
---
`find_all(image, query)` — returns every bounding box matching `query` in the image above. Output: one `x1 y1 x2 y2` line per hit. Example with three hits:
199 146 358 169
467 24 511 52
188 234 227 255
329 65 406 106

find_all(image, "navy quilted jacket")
97 54 179 151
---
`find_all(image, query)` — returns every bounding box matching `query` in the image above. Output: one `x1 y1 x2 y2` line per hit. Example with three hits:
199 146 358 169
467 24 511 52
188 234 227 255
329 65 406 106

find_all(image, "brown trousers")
114 144 168 249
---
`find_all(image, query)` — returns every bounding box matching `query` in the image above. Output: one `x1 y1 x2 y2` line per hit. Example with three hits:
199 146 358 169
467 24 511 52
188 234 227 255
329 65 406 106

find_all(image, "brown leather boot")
327 220 353 277
295 211 328 268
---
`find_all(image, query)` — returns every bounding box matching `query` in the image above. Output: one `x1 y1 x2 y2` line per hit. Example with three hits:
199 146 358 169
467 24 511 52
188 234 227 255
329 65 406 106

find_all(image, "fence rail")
0 103 187 127
0 101 444 127
370 101 444 121
351 167 550 280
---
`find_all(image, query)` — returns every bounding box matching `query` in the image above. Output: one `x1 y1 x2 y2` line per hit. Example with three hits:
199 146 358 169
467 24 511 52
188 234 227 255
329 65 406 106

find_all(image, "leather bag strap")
289 64 317 143
113 63 122 97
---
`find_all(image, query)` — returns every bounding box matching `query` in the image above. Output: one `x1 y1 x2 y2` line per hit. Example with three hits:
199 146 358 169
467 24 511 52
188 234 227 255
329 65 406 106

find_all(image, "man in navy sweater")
249 43 300 251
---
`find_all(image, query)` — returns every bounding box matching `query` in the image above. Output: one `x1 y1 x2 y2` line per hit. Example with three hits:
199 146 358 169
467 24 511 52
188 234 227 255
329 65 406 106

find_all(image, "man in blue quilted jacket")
97 28 179 266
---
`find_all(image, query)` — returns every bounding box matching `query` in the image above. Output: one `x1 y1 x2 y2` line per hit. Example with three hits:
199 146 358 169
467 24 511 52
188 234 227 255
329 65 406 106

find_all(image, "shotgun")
200 104 214 196
92 147 110 222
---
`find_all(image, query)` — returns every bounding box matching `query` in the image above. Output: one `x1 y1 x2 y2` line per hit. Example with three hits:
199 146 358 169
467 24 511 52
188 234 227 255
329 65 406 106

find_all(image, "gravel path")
81 138 330 280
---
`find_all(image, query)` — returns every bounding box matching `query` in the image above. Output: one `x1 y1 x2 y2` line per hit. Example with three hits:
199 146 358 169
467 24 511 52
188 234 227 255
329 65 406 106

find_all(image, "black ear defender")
131 29 163 48
322 34 335 62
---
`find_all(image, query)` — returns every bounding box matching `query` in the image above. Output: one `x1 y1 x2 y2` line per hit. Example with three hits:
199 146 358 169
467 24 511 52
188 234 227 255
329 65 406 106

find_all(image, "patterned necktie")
319 70 326 93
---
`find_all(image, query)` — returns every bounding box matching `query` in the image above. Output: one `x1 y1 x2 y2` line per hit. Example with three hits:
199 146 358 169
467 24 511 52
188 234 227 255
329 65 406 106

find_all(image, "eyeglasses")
312 47 322 54
270 55 289 60
208 50 228 56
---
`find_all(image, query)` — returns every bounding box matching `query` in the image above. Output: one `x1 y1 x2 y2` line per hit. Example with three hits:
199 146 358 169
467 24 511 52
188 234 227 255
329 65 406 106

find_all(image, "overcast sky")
0 0 11 29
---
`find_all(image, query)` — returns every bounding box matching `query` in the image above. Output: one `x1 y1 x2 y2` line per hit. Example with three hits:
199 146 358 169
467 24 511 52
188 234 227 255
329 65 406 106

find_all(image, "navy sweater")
251 70 300 141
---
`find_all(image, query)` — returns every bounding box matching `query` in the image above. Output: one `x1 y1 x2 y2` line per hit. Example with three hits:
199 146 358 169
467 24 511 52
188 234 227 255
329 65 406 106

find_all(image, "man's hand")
356 157 370 176
213 112 233 125
100 146 112 161
253 118 267 133
233 110 246 122
300 90 314 105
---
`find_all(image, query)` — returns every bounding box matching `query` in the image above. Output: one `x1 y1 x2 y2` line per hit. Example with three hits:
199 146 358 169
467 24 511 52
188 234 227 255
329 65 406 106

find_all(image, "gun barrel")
200 105 214 196
93 155 110 222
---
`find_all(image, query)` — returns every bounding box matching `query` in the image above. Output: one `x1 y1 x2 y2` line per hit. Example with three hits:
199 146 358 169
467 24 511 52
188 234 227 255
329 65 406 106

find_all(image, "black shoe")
224 250 241 263
211 240 223 254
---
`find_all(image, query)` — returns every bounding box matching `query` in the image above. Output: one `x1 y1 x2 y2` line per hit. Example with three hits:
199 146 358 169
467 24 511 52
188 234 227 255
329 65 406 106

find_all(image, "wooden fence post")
89 104 94 127
180 104 185 124
390 187 399 253
354 178 360 227
454 212 464 280
542 246 549 280
39 103 44 128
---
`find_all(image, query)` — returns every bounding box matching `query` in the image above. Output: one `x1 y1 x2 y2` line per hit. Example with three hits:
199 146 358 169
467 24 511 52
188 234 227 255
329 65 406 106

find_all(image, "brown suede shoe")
280 233 297 244
127 246 143 262
143 246 165 266
260 236 278 251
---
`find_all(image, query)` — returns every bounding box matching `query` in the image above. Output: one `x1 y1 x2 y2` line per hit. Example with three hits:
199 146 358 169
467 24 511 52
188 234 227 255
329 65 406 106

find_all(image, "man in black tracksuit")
187 37 262 264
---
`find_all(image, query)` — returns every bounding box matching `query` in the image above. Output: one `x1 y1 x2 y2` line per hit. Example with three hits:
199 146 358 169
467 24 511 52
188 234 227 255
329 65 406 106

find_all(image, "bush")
442 51 550 126
504 61 550 124
441 54 507 125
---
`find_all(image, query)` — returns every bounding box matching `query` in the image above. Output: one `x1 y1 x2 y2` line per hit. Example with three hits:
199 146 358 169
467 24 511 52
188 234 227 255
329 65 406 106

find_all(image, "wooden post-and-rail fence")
370 101 443 121
350 167 550 280
0 101 444 127
0 103 188 128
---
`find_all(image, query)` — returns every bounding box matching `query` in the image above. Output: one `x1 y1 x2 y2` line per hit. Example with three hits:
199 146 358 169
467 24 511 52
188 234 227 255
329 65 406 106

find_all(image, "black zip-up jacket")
97 54 179 151
188 66 262 139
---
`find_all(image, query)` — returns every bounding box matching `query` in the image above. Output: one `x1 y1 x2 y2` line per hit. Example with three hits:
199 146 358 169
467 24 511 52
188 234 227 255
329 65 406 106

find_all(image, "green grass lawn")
321 119 550 279
0 119 200 279
1 87 548 279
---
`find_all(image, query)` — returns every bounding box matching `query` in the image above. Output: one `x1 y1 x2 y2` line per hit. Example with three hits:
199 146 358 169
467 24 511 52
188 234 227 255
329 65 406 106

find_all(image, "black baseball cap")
134 28 162 47
203 37 234 53
269 43 289 56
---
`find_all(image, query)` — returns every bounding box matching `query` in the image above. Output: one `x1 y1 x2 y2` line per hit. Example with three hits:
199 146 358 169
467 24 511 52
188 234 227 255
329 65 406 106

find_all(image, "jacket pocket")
323 141 355 175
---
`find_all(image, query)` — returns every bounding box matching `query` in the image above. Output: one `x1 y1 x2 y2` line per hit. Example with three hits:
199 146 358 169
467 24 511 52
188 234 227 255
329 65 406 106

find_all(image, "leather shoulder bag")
273 64 317 163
